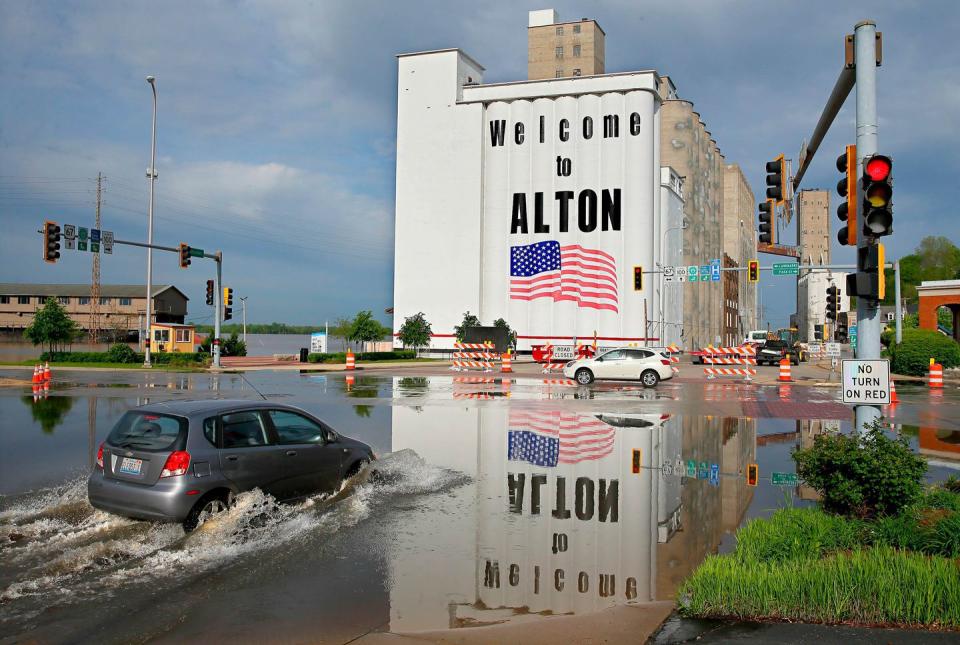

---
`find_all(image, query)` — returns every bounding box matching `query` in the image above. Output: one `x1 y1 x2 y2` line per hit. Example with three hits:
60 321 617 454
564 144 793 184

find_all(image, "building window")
176 328 192 343
18 296 30 305
58 297 70 305
120 297 132 306
572 68 582 76
154 328 170 342
79 297 90 305
100 297 111 305
573 44 581 57
0 296 9 304
556 26 563 36
555 46 563 59
555 69 564 78
37 296 47 304
573 24 581 34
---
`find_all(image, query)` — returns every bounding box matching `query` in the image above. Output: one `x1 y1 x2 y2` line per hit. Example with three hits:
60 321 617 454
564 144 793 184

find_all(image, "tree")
492 317 517 350
454 311 481 342
23 298 80 354
398 312 432 356
883 236 960 305
222 332 247 357
348 310 387 356
331 317 353 351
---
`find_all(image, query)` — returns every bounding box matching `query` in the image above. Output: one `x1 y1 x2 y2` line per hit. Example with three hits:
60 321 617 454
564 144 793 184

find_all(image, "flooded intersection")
1 369 958 643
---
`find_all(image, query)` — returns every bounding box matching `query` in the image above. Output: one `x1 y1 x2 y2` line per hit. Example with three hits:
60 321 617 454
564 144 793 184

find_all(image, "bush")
733 507 865 564
793 421 927 518
307 350 415 364
869 488 960 557
38 350 207 366
888 328 960 376
107 343 137 363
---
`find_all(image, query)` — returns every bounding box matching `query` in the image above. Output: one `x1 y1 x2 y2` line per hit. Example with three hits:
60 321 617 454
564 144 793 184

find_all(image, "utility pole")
240 296 248 344
144 75 158 368
895 260 902 344
854 20 881 432
90 172 103 344
214 252 222 368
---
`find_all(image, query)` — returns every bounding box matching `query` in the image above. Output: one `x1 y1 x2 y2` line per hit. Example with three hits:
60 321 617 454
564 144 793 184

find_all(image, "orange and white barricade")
666 343 682 374
778 357 793 382
929 361 943 389
345 350 356 370
451 341 496 372
539 343 566 373
500 351 513 373
703 345 756 381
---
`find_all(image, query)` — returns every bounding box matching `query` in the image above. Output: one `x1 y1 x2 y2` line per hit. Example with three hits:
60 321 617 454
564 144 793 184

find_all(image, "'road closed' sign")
841 359 890 405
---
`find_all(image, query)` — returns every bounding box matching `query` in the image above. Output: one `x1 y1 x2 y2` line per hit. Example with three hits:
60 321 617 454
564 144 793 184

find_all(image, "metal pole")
144 76 157 368
240 296 247 344
894 260 902 344
214 252 222 368
854 20 881 432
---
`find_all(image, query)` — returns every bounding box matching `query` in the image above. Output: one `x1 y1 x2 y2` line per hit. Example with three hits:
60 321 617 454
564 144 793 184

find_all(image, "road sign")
808 343 823 356
710 260 721 282
78 240 88 251
698 461 708 479
664 266 675 282
686 460 696 477
90 228 101 242
841 359 890 405
688 266 699 282
78 227 88 241
103 242 112 255
102 230 114 245
90 242 100 253
772 472 799 486
825 342 841 357
676 267 686 283
65 238 76 250
709 463 720 484
64 224 77 240
773 262 799 276
700 265 710 281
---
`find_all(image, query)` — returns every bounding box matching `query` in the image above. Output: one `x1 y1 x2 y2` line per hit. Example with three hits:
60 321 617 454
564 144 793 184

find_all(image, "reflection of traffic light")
631 449 642 474
43 220 61 263
765 154 787 204
746 463 759 487
633 266 642 291
826 285 839 321
223 287 233 321
179 242 191 269
758 200 774 244
861 154 893 237
835 144 857 246
205 280 214 306
747 259 760 283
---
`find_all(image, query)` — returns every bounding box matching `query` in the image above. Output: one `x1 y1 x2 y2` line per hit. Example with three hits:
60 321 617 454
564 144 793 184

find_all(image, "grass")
0 360 204 371
679 499 960 629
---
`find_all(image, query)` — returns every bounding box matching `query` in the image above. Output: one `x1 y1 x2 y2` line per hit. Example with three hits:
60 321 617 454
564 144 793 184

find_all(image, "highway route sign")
842 359 890 405
664 266 675 282
773 262 799 276
63 224 76 239
676 267 686 282
772 472 799 486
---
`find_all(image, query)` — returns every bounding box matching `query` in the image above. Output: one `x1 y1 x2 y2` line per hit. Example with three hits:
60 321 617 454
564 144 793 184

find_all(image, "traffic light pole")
214 252 222 369
854 20 882 432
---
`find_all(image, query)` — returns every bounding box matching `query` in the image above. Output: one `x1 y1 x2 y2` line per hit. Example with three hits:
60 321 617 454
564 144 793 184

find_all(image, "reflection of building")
918 427 960 464
527 10 605 80
0 284 188 334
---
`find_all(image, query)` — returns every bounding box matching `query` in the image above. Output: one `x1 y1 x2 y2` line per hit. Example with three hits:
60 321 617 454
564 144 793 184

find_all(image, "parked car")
756 339 800 366
88 400 375 530
563 348 674 387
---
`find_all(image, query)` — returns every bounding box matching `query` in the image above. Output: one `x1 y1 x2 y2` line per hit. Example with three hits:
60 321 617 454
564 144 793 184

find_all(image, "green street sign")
686 460 696 477
772 472 799 486
189 248 205 258
78 240 88 251
90 242 100 253
773 262 799 276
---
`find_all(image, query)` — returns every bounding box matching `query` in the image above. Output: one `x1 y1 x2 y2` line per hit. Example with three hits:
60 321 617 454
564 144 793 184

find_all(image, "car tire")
640 370 660 388
575 368 594 385
346 458 370 479
183 491 231 532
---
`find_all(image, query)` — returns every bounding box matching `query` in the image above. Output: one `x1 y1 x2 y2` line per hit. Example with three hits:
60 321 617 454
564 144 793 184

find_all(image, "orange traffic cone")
889 379 898 405
501 351 513 374
778 357 792 382
345 350 356 371
32 365 41 384
43 361 51 382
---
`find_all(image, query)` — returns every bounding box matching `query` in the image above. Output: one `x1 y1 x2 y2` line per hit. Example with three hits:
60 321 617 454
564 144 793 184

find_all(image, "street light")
144 75 158 367
659 216 689 342
239 296 248 344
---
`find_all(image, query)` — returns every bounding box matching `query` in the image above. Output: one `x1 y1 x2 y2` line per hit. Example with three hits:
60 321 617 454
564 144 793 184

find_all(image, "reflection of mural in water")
21 395 75 434
387 388 756 631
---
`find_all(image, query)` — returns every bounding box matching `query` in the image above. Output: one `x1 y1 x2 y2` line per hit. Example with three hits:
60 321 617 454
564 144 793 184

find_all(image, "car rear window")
107 412 187 451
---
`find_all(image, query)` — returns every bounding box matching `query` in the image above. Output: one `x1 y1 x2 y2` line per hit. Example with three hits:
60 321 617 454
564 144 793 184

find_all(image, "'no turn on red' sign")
841 359 890 405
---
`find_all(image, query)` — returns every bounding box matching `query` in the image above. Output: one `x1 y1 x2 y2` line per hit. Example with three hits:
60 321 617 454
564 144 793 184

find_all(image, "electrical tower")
89 173 103 343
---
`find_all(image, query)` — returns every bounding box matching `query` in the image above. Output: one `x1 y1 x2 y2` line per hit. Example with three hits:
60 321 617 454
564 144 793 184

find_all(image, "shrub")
793 421 927 518
306 350 414 363
869 488 960 557
107 343 137 363
38 350 207 366
888 328 960 376
733 508 865 564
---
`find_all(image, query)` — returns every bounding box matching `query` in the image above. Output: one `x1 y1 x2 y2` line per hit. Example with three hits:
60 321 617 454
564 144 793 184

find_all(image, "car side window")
203 417 218 447
628 350 654 360
221 411 269 449
603 350 625 360
268 410 326 445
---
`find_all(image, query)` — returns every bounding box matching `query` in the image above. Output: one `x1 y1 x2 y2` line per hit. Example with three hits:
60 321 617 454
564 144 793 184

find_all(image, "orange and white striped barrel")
501 352 513 373
43 362 52 382
929 362 943 388
778 357 792 382
345 350 355 371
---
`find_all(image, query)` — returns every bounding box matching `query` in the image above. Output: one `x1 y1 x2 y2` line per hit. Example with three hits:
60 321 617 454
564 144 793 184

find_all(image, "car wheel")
792 356 800 366
575 368 594 385
641 370 660 388
346 458 370 479
183 491 230 532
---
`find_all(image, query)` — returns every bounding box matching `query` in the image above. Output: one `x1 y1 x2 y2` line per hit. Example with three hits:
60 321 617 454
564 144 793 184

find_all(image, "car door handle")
286 450 297 457
226 455 238 461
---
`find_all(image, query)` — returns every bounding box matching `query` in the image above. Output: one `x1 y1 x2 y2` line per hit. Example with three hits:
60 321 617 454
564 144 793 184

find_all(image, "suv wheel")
641 370 660 388
575 368 594 385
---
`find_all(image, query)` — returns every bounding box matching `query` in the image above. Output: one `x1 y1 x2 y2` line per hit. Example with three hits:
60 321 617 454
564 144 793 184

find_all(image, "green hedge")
39 350 208 365
306 350 414 363
888 328 960 376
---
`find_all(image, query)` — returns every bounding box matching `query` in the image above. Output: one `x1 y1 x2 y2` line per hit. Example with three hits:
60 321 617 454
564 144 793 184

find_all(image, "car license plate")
119 457 143 475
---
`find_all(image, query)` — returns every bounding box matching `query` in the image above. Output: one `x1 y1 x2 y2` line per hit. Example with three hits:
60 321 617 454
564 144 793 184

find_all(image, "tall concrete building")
527 9 605 80
723 164 759 337
798 189 830 265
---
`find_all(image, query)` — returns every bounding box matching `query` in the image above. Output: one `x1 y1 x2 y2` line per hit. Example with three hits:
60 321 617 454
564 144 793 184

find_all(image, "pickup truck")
756 339 800 366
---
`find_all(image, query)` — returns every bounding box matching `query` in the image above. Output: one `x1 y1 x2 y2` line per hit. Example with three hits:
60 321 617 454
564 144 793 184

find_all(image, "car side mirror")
325 432 339 443
594 356 603 362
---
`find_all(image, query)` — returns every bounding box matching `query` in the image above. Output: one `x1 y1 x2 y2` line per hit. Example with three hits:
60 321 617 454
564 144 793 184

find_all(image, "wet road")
1 369 958 643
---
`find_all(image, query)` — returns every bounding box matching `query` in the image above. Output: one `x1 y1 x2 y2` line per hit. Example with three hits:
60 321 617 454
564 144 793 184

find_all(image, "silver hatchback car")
88 399 375 530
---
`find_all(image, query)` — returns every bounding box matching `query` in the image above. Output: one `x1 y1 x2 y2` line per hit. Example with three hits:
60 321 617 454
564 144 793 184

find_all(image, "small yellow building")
149 323 196 353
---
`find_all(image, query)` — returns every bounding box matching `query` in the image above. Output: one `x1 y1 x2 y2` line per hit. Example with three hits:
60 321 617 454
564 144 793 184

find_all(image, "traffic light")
747 259 760 283
746 463 759 487
765 154 787 204
758 200 775 244
43 220 61 263
633 266 643 291
861 154 893 237
205 280 214 306
825 285 839 321
223 287 233 321
814 324 824 341
836 314 848 342
178 243 192 269
848 243 886 301
835 144 857 246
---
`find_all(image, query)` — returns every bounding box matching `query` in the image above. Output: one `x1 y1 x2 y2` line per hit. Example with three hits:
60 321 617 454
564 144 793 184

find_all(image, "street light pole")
239 296 248 344
659 217 688 344
144 75 158 368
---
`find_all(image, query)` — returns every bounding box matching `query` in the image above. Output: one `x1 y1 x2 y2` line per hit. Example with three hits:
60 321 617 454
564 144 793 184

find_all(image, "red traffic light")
864 155 891 182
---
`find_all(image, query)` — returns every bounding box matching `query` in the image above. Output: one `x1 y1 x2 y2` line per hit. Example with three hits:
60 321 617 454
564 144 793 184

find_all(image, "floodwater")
1 370 957 643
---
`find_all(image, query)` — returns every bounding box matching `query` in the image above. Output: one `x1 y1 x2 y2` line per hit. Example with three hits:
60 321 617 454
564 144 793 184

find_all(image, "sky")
1 0 959 329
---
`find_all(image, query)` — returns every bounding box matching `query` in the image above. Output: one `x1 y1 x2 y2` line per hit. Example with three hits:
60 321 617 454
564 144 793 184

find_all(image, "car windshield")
107 411 187 451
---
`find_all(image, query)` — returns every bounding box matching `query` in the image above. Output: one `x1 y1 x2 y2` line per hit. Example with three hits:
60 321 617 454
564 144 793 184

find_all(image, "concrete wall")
528 16 605 80
798 189 830 265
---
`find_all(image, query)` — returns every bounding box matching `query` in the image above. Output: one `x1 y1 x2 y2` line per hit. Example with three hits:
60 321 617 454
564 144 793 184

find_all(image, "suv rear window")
107 412 187 451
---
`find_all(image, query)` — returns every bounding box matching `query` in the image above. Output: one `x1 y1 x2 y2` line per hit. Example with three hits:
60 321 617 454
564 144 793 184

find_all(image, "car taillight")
660 359 671 366
96 442 104 470
160 450 191 478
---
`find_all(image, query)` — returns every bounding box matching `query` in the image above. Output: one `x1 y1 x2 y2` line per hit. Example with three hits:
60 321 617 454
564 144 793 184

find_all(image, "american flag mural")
508 410 616 466
509 241 619 313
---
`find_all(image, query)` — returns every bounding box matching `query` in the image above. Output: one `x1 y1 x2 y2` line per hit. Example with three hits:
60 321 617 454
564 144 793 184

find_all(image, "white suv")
563 348 674 387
